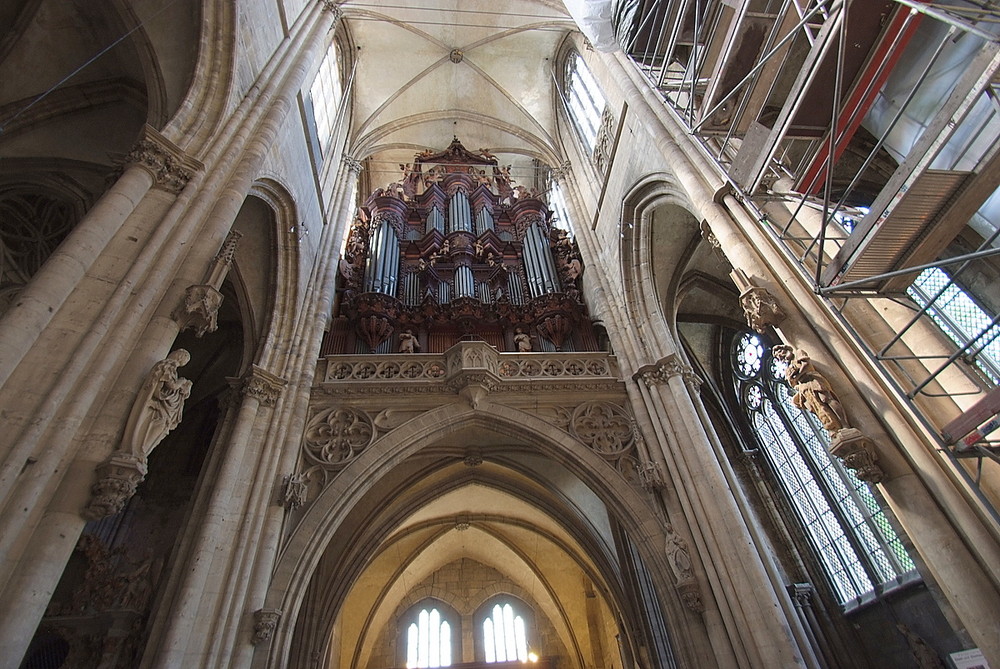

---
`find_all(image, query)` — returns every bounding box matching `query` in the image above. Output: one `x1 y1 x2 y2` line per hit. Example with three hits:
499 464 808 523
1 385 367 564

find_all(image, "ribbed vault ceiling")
341 0 574 193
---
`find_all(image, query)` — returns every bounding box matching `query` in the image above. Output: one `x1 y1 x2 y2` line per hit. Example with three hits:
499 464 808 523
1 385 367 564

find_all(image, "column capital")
634 355 701 391
342 154 363 175
235 366 287 406
122 126 202 194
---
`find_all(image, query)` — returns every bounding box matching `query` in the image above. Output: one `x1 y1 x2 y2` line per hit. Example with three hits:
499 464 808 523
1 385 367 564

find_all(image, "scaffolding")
616 0 1000 506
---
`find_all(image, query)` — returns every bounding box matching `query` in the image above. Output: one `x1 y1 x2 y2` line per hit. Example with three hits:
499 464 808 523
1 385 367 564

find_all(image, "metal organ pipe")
476 207 494 234
428 207 444 234
449 191 472 232
456 265 474 298
363 218 400 295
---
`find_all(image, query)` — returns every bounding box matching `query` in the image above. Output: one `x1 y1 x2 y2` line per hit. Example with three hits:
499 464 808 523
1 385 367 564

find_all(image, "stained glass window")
907 267 1000 384
733 331 916 607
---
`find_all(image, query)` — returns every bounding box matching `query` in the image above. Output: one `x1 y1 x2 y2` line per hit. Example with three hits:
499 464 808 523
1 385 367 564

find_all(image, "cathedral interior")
1 1 1000 668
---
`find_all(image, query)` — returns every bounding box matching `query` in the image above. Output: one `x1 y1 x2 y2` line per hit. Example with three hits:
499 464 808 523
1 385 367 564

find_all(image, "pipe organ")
330 139 597 354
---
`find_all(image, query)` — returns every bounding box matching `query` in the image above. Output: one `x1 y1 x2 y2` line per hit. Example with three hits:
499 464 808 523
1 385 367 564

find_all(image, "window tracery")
732 331 916 607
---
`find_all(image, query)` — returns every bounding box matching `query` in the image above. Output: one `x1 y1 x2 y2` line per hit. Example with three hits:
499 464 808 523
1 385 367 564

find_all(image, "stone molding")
122 128 201 194
251 608 282 645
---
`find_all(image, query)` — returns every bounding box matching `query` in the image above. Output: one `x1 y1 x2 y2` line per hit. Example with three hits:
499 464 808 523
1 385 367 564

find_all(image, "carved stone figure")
399 330 419 354
665 530 694 582
513 328 532 352
772 346 848 433
122 349 193 459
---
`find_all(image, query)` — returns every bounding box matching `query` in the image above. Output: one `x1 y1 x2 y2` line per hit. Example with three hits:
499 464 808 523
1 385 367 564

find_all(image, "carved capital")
252 608 282 645
549 161 572 183
239 366 287 406
342 154 363 175
123 129 200 194
280 473 308 510
788 582 814 608
83 453 148 520
829 428 884 483
172 284 223 337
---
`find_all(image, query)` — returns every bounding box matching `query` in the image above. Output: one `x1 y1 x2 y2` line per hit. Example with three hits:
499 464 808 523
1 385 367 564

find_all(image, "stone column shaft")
0 164 155 389
242 160 361 668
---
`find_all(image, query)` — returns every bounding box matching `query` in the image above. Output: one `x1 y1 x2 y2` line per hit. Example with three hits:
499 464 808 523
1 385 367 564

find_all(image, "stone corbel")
83 454 148 520
829 428 883 483
730 268 786 334
252 608 282 645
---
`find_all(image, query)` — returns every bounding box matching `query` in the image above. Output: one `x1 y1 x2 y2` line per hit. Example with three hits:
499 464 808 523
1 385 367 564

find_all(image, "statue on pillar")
83 350 193 520
772 346 847 433
123 349 194 459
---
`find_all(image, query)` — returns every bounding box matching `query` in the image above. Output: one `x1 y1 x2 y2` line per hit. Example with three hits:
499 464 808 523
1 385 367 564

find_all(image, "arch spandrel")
260 389 709 668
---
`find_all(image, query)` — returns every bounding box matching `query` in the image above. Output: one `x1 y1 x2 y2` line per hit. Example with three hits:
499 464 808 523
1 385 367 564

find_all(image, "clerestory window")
563 51 606 155
480 601 530 663
404 605 453 668
732 331 917 608
307 42 343 159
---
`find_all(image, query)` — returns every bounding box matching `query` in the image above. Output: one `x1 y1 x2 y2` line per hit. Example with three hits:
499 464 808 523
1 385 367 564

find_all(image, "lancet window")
404 603 454 668
307 42 343 158
732 331 916 608
564 51 607 154
479 600 530 663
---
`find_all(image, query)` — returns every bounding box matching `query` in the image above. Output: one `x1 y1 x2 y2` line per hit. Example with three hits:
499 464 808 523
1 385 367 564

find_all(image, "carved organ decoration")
330 139 598 354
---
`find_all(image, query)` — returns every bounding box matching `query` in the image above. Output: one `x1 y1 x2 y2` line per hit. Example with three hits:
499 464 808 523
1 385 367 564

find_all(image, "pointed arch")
258 401 706 668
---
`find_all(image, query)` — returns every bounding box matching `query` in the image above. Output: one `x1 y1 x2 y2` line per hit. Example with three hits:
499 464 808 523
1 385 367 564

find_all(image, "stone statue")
772 345 848 433
123 349 193 459
514 328 532 352
664 529 694 582
399 330 419 354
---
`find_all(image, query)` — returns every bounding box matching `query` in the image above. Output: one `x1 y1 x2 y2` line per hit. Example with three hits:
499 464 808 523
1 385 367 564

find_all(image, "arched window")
404 605 453 668
307 41 343 159
547 180 572 232
563 51 606 154
479 601 530 663
732 331 916 608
